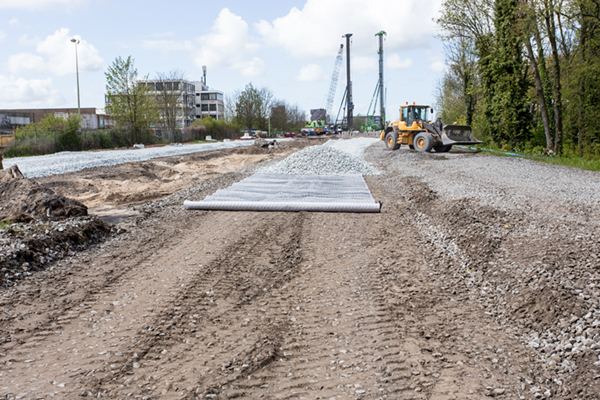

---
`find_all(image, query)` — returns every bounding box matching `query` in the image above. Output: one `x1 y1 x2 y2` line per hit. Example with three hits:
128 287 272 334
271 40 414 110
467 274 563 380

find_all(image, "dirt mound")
0 217 112 287
0 165 25 182
0 167 87 223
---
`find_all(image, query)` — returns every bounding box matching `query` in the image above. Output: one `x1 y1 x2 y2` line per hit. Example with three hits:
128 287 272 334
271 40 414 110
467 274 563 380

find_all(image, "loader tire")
414 132 434 152
385 131 400 150
434 144 453 153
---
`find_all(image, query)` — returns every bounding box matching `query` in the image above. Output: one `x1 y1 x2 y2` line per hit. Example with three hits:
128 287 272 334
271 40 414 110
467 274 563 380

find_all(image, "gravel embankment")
367 144 600 392
260 139 380 175
3 140 261 178
323 137 380 158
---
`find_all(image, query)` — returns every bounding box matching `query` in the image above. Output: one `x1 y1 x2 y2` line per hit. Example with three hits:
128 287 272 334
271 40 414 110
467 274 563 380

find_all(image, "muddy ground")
0 139 598 399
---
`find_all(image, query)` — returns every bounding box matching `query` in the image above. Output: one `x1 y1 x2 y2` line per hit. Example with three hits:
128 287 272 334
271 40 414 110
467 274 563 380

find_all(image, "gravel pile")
323 137 380 158
3 140 261 178
260 144 379 175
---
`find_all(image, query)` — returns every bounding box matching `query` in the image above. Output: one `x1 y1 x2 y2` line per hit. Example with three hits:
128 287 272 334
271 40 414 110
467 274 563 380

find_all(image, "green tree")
234 83 275 133
105 56 160 144
564 0 600 156
235 83 260 131
479 0 532 146
435 38 479 126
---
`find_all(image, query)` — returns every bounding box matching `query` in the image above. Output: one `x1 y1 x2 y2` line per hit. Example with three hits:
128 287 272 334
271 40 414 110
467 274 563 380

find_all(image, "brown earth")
35 141 312 222
0 166 87 223
0 139 597 399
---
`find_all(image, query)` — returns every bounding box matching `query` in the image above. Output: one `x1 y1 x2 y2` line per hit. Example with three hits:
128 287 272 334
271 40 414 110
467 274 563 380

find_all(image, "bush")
57 117 82 151
182 125 206 141
191 117 241 140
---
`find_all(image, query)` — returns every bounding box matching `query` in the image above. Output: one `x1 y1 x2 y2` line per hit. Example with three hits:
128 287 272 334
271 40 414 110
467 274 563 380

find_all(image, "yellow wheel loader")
380 103 482 152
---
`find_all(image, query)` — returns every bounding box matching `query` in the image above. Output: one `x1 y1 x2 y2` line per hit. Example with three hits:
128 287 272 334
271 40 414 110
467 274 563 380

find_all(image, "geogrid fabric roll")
184 173 381 213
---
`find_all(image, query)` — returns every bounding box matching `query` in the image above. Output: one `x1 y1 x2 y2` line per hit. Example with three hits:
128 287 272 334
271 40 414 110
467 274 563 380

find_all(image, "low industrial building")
0 108 113 131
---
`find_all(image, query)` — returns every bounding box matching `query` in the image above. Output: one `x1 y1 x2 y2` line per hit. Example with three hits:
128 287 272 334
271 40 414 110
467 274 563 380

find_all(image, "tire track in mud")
0 211 203 346
83 212 307 398
0 172 246 355
364 173 541 399
217 211 412 399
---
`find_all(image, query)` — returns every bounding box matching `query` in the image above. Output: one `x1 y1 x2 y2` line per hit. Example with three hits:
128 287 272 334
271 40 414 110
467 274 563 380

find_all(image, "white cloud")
0 75 65 108
430 60 446 72
387 54 413 70
8 53 46 73
296 64 326 82
0 0 88 10
255 0 443 60
141 9 266 78
19 34 41 46
352 56 378 74
9 18 19 26
192 8 262 74
8 28 104 76
234 57 266 78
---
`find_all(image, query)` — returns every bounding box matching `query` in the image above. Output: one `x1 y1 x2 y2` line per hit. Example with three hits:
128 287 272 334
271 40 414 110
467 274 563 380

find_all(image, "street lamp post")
71 38 81 119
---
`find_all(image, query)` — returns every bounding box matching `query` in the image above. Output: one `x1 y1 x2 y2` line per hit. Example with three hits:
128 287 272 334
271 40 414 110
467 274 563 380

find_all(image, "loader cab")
401 105 429 128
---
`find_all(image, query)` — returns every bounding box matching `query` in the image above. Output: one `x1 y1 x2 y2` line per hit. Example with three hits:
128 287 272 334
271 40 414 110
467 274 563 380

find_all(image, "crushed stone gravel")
259 140 380 175
366 143 600 391
323 137 380 158
3 140 265 178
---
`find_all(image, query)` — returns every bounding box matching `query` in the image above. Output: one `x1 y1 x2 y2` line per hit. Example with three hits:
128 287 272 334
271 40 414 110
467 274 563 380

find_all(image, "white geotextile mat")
202 173 376 204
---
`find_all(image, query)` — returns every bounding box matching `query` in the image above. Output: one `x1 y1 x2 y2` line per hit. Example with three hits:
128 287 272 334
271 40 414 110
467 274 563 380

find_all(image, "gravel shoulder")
0 139 599 399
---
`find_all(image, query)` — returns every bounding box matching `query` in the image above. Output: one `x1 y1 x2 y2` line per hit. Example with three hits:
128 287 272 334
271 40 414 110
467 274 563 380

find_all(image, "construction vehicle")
0 131 14 149
381 103 482 152
302 120 328 135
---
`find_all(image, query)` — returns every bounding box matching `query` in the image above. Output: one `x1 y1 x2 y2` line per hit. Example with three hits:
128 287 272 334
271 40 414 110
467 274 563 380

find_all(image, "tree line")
436 0 600 157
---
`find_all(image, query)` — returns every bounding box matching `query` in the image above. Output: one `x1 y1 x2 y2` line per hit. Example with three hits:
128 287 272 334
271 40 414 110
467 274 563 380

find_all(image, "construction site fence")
2 129 159 158
338 130 381 139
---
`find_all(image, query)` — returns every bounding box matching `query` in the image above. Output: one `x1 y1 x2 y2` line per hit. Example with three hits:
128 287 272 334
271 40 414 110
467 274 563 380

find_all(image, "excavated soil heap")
0 165 87 222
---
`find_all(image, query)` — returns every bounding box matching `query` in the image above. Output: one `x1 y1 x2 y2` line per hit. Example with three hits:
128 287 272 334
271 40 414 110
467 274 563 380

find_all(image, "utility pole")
376 31 386 129
344 33 353 131
71 38 81 119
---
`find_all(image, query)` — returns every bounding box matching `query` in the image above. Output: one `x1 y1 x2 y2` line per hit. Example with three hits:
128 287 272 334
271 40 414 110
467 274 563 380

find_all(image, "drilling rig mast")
376 30 386 128
344 33 353 130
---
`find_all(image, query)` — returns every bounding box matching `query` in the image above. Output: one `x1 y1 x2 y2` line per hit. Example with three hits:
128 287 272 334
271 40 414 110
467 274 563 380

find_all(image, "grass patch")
541 156 600 172
0 221 13 230
469 146 600 172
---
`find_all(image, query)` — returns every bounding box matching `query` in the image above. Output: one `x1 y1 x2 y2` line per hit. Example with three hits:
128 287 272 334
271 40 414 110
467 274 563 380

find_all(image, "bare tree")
257 86 275 132
224 93 238 123
155 70 188 142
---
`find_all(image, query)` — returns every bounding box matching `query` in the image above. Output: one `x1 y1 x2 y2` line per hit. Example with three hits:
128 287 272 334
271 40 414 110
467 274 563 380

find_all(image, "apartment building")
140 79 196 136
193 80 225 121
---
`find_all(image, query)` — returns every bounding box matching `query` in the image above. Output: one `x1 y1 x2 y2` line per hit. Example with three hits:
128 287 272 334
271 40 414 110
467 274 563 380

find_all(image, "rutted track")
1 140 598 399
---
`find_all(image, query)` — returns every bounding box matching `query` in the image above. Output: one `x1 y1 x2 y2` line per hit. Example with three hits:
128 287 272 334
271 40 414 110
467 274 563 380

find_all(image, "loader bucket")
440 125 483 146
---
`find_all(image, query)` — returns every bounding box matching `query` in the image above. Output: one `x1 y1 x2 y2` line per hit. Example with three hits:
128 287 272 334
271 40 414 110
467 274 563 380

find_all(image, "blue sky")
0 0 446 121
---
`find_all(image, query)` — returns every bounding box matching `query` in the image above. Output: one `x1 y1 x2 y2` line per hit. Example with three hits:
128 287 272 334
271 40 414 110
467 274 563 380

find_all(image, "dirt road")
1 140 598 399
